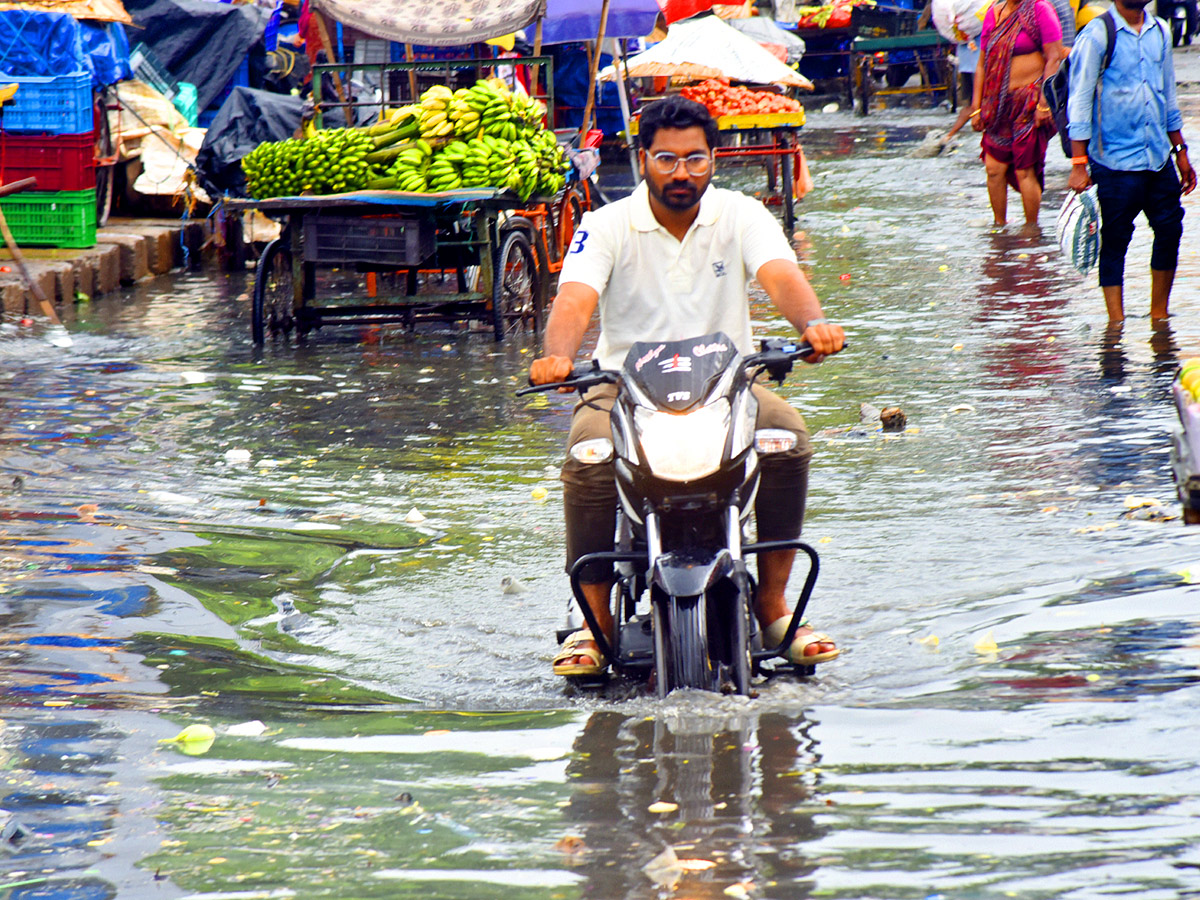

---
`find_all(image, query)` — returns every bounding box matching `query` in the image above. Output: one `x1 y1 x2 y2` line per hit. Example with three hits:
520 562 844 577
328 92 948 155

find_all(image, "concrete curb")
0 217 213 318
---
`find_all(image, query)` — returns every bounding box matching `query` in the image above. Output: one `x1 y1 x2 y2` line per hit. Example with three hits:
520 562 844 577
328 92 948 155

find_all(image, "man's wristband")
1173 142 1189 156
1070 155 1089 166
802 317 828 331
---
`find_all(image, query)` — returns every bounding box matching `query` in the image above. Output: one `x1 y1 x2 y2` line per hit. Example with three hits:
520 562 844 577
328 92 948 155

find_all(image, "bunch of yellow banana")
384 104 422 137
418 85 455 140
447 88 482 138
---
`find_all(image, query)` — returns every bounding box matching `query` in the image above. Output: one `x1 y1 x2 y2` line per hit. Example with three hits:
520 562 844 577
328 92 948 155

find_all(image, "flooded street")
4 96 1200 900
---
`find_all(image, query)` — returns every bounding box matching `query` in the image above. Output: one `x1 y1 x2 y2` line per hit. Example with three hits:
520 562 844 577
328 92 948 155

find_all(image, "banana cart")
227 180 592 344
229 55 594 344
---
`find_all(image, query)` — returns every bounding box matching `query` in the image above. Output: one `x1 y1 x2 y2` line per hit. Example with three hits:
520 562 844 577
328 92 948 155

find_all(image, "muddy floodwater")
3 105 1200 900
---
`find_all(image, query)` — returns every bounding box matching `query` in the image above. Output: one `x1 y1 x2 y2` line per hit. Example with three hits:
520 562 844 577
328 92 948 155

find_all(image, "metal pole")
579 0 612 142
609 38 640 184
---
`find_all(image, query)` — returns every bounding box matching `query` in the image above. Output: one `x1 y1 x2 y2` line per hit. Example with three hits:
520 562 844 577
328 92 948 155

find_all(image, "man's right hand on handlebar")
529 355 575 386
802 321 845 364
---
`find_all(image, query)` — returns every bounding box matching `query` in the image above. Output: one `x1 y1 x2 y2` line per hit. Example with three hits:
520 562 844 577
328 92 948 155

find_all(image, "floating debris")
500 575 526 595
974 631 999 654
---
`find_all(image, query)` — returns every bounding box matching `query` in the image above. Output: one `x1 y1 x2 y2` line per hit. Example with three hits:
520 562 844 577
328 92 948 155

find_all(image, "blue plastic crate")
263 0 283 51
205 56 250 113
0 71 93 134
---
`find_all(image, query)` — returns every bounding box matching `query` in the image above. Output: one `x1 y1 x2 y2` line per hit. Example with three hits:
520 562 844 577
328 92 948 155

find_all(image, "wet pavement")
2 65 1200 900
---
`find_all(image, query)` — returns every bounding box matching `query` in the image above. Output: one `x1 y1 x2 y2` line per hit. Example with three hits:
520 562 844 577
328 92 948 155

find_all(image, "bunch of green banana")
481 134 516 186
426 144 464 192
418 85 455 140
242 138 304 199
241 128 373 199
367 138 433 191
458 138 497 187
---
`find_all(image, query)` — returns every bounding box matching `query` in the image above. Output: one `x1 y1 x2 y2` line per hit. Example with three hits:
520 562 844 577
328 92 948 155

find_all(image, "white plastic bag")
1056 187 1102 275
932 0 990 42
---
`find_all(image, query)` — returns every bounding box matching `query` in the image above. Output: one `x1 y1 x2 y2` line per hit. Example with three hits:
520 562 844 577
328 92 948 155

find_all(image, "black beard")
649 178 707 212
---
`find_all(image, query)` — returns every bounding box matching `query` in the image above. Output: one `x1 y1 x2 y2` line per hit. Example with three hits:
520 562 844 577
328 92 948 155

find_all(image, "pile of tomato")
679 80 805 118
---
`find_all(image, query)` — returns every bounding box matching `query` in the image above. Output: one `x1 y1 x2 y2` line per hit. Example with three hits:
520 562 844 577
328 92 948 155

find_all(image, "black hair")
637 95 719 152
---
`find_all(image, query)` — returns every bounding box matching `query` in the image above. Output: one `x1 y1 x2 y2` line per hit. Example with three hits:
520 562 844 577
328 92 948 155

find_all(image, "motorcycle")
520 332 838 697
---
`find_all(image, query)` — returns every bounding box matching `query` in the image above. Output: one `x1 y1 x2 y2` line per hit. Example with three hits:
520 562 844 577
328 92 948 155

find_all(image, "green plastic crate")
173 82 199 127
0 190 97 248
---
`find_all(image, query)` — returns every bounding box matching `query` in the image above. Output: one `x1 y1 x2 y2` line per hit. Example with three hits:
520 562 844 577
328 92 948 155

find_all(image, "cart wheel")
94 92 114 228
252 239 295 344
493 228 541 340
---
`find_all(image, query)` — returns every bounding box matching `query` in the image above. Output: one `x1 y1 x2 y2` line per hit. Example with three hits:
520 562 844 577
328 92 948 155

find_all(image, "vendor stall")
222 57 594 344
609 15 812 233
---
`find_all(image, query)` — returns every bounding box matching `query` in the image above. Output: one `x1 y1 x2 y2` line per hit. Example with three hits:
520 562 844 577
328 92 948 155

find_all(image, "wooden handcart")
227 180 592 344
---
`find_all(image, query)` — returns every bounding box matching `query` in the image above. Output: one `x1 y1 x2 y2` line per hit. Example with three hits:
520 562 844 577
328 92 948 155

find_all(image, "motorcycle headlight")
634 399 730 482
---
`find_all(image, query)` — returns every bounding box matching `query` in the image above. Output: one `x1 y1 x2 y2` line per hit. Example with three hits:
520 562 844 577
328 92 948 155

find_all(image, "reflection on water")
0 110 1199 897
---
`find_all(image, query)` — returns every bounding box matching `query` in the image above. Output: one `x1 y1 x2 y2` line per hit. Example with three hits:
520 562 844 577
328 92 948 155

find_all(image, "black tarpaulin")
195 86 346 198
123 0 268 110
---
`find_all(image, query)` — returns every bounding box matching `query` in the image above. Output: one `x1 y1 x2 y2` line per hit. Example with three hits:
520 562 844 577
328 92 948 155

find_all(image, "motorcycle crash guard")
652 549 734 598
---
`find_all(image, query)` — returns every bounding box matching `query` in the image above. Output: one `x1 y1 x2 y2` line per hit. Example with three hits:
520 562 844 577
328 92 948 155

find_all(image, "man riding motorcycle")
529 96 845 678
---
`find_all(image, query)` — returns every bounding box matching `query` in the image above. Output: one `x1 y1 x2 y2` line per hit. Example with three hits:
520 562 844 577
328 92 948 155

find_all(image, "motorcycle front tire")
654 594 717 697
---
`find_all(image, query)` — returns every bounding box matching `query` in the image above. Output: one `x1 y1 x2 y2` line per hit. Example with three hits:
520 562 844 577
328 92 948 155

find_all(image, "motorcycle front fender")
651 549 734 598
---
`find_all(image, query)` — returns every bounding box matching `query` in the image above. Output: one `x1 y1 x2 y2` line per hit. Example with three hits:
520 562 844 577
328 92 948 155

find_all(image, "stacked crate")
0 71 98 248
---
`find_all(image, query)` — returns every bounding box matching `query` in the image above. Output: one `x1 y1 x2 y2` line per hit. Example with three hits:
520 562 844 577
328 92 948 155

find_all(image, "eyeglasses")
647 151 713 176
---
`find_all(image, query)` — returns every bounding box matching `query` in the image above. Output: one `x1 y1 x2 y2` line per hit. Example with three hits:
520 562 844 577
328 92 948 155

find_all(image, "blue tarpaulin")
80 21 132 86
539 0 661 45
0 9 90 77
0 10 130 86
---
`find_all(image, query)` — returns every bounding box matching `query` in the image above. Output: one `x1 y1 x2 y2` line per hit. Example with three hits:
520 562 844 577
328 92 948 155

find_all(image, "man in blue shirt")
1067 0 1196 323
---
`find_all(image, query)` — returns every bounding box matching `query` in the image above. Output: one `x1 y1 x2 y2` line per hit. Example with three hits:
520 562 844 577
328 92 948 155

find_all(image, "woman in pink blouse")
971 0 1067 227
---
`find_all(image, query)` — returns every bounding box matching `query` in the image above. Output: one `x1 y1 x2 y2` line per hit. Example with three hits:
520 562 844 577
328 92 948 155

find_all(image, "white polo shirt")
558 181 798 370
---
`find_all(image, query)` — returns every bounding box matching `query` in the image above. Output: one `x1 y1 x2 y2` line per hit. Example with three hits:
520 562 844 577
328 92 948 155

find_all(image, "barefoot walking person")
971 0 1067 226
1066 0 1196 323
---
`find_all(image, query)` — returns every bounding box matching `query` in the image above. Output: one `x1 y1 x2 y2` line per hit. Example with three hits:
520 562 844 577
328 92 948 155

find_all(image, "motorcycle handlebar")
516 361 619 396
517 338 845 395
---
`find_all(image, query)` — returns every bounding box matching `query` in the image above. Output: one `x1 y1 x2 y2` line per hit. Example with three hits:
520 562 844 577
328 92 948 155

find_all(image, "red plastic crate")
0 131 96 193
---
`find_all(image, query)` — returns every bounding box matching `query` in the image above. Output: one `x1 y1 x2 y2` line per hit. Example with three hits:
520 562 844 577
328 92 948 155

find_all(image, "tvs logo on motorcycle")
667 391 691 402
635 344 666 371
659 354 692 373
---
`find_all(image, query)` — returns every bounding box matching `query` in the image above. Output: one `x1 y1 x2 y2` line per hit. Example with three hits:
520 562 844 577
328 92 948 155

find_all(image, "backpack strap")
1100 8 1117 73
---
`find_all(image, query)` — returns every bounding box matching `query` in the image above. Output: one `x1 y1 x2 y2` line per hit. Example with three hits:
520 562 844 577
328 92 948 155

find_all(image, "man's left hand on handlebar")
530 355 574 385
802 321 845 363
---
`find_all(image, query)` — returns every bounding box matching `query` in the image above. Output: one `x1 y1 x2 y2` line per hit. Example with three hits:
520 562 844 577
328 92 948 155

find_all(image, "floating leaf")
160 724 216 755
648 801 679 814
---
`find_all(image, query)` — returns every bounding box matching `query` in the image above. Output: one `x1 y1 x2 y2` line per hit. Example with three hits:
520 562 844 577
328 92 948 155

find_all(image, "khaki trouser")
560 382 813 583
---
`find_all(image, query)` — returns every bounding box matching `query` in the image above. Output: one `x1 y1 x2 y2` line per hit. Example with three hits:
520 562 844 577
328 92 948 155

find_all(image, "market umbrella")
600 14 813 87
725 15 806 63
538 0 715 44
312 0 542 47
